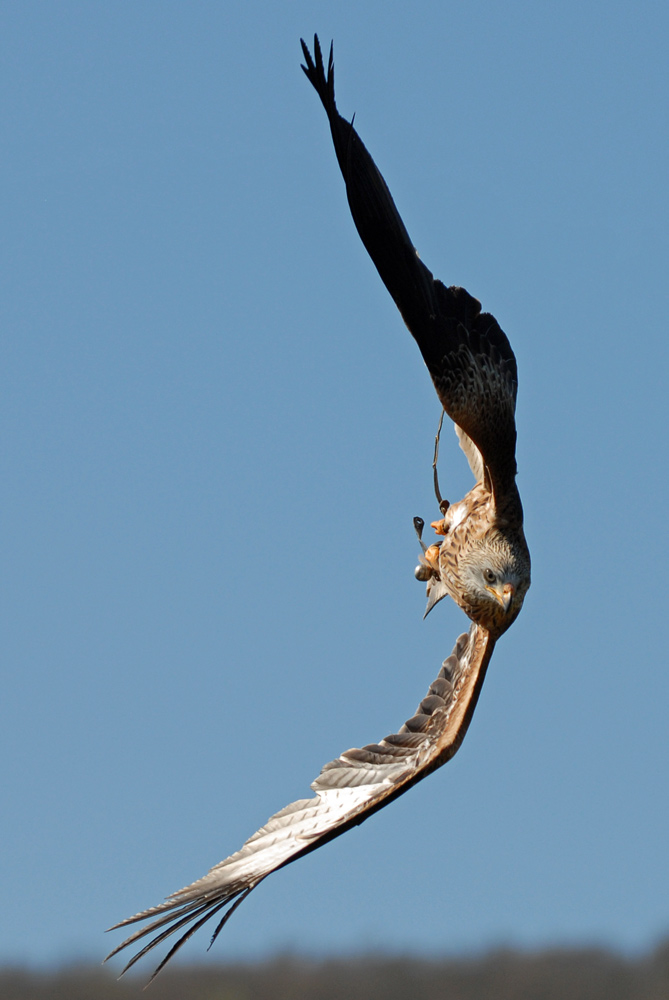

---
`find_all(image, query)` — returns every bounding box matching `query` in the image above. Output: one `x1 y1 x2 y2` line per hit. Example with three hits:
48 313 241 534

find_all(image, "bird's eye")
484 569 496 584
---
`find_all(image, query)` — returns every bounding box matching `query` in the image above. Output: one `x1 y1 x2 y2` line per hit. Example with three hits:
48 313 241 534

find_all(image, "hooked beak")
486 582 515 613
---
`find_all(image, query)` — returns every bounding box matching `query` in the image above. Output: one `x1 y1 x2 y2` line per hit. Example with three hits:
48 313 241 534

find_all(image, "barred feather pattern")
105 623 494 980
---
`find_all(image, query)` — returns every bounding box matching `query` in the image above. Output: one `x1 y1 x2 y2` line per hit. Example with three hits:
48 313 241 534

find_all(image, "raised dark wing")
301 36 519 494
105 623 495 982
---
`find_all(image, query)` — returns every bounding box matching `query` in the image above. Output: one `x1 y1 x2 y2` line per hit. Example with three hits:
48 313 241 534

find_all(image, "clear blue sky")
1 0 668 972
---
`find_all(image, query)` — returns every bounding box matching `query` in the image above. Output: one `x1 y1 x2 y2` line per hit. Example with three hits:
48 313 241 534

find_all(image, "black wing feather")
301 35 519 492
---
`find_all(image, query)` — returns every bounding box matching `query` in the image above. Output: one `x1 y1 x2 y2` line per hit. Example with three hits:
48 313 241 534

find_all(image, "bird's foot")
414 544 441 581
414 517 442 581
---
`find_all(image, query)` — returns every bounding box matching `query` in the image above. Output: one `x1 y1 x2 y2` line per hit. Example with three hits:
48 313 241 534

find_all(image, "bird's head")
457 529 531 635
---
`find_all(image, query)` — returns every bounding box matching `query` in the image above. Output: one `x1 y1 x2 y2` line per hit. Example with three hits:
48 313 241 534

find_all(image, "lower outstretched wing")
105 623 495 981
301 36 519 496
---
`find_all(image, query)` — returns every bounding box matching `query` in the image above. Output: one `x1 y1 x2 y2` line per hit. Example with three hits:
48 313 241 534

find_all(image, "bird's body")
105 36 531 981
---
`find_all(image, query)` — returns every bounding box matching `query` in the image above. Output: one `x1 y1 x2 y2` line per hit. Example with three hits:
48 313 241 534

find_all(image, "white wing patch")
166 786 385 902
455 423 484 482
105 625 492 981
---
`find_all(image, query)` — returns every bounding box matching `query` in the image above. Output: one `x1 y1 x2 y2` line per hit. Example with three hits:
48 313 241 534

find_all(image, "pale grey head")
456 528 531 635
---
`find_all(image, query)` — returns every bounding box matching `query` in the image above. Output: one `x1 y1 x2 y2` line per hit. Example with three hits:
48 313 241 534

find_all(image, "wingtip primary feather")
300 35 337 115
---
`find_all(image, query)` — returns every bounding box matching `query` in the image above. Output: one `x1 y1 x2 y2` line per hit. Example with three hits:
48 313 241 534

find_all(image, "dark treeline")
2 942 669 1000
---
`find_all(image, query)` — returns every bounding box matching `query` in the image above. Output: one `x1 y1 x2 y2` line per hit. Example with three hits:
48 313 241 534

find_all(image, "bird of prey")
105 36 531 981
